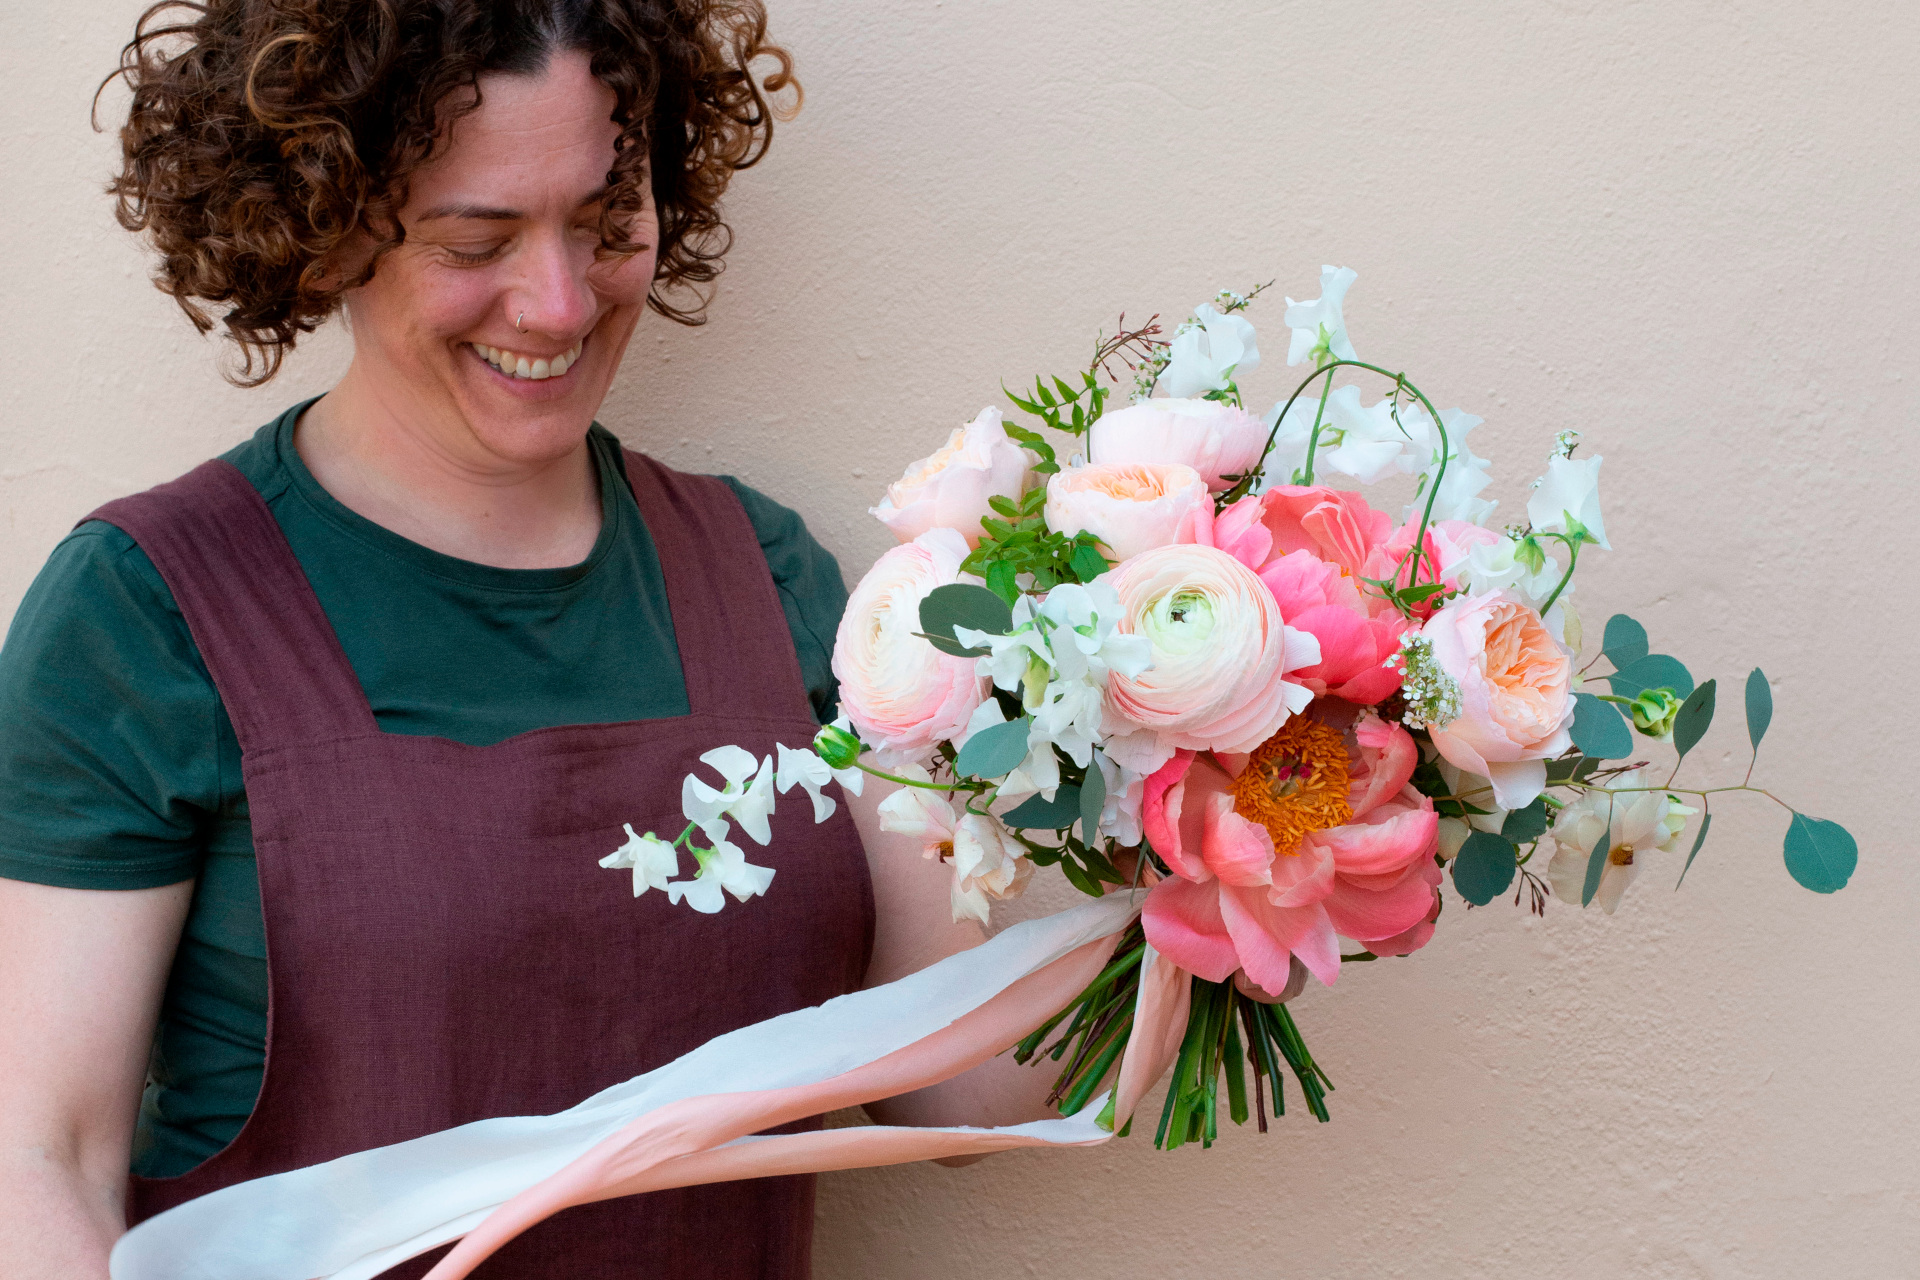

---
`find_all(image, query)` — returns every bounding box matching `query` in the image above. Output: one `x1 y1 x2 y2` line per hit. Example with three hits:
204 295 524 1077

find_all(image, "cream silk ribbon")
109 895 1193 1280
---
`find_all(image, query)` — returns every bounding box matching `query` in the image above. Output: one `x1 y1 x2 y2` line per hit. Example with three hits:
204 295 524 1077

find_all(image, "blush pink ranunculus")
1139 709 1441 993
1043 461 1212 562
1086 398 1269 492
1421 590 1574 809
832 527 988 765
870 407 1034 546
1100 543 1318 773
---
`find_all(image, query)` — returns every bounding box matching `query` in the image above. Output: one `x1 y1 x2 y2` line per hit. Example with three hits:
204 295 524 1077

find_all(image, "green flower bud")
811 722 863 770
1629 687 1682 740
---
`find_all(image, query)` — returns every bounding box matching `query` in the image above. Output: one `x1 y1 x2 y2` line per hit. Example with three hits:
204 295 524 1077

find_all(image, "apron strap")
619 450 815 724
83 459 379 752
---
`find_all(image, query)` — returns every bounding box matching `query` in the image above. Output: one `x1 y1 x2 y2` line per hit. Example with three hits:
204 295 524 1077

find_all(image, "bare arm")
0 878 191 1278
844 783 1061 1150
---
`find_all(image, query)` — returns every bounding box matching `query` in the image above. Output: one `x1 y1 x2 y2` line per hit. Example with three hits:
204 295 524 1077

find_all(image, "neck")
296 363 603 570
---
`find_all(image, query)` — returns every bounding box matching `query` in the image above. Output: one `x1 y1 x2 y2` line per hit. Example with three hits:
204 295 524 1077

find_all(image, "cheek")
593 246 659 308
356 255 498 349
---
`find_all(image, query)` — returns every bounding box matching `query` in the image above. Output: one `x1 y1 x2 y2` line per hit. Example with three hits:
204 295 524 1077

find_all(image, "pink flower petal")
1265 840 1337 907
1219 882 1341 989
1313 799 1438 879
1202 795 1278 887
1322 856 1443 942
1351 715 1420 817
1141 877 1240 983
1142 751 1209 881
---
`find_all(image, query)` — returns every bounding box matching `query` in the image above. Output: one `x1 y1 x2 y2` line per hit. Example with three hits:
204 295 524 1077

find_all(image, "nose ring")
516 312 526 333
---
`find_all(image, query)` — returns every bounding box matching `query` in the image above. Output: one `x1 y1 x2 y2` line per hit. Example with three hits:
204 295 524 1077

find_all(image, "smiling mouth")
470 339 583 381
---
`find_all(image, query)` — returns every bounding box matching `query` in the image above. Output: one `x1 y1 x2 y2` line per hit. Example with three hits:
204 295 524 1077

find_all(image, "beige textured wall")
4 1 1917 1276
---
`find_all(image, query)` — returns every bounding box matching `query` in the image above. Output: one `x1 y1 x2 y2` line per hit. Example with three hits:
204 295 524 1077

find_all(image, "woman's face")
341 50 658 467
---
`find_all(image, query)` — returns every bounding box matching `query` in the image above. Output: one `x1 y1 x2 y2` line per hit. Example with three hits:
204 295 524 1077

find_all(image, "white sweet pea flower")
666 836 776 914
1544 770 1695 914
1256 396 1322 489
875 765 958 850
1461 535 1563 607
774 742 861 823
598 823 681 897
1284 265 1359 367
1316 384 1410 484
681 745 777 846
1398 405 1496 525
1034 580 1152 685
1161 303 1261 399
1095 751 1147 847
1527 454 1610 550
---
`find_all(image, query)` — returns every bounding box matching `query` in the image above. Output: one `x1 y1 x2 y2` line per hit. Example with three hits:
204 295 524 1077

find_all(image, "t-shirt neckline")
269 397 630 594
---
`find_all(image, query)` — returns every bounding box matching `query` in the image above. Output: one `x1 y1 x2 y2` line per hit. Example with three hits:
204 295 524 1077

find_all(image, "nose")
506 228 597 341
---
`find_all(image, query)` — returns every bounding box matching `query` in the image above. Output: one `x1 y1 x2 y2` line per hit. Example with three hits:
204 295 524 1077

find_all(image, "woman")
0 2 1049 1275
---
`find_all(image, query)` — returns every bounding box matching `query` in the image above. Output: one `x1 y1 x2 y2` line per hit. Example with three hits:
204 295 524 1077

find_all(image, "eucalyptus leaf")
954 716 1032 779
918 584 1012 657
1003 785 1082 830
1452 831 1518 906
1501 797 1551 845
1580 820 1612 907
1605 654 1696 700
1546 755 1590 783
1570 692 1633 760
1079 755 1107 841
1672 678 1718 762
1676 811 1712 889
1602 614 1649 667
1783 813 1857 894
1745 667 1772 753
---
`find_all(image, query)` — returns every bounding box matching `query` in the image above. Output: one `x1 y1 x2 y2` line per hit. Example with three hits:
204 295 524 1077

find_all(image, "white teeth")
470 341 583 380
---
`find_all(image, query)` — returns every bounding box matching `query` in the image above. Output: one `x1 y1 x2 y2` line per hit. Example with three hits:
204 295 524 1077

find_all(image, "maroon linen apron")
89 449 874 1277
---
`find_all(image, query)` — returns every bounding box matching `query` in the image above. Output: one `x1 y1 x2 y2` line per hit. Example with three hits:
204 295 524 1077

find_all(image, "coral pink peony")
832 528 988 765
1100 543 1317 770
1140 709 1441 992
1086 398 1269 492
1419 591 1574 809
870 407 1034 546
1044 461 1212 561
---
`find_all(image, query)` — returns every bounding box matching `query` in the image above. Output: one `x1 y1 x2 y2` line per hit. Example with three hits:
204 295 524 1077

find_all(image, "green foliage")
954 716 1031 779
917 583 1013 657
1003 369 1110 470
1411 754 1493 818
1783 813 1857 893
1452 830 1519 905
1745 667 1773 753
1672 679 1717 763
1502 797 1551 844
961 488 1111 605
1580 819 1613 907
1079 755 1107 841
1546 755 1603 784
1628 687 1683 738
1606 654 1696 701
1676 810 1713 889
1003 786 1083 830
1602 613 1649 667
1571 691 1634 760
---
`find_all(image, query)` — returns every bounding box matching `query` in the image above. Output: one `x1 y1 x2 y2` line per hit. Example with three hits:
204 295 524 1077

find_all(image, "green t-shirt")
0 401 848 1178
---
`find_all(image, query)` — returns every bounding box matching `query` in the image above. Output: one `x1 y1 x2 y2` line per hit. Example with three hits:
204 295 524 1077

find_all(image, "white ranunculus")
598 823 681 897
1161 304 1261 399
1544 770 1695 914
666 837 776 914
1527 454 1610 550
870 407 1034 546
1284 265 1359 367
681 745 777 846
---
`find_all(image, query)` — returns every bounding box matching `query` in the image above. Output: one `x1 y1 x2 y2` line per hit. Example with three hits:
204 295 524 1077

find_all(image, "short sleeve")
718 478 848 725
0 522 232 889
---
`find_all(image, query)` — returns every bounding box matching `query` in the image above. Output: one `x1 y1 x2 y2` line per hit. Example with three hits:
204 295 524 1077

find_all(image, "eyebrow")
413 185 614 223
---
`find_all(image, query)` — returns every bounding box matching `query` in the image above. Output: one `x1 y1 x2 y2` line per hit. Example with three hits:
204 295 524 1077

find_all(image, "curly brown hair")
100 0 799 384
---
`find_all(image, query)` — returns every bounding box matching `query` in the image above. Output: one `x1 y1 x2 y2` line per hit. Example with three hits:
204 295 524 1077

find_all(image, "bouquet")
610 266 1857 1150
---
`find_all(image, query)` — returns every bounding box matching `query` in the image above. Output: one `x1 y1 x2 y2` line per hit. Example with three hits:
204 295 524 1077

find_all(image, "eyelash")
444 244 504 266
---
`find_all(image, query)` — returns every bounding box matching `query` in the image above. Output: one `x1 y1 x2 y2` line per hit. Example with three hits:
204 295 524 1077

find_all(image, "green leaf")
1676 811 1712 889
1501 797 1550 845
918 583 1013 657
1069 540 1111 583
1782 813 1857 893
1058 855 1101 897
1602 614 1649 667
1745 667 1772 753
1003 785 1083 829
1546 755 1590 783
955 716 1032 779
1452 830 1518 906
1672 678 1717 762
1606 654 1695 700
1580 819 1613 907
1570 692 1634 760
984 560 1019 606
1080 754 1107 842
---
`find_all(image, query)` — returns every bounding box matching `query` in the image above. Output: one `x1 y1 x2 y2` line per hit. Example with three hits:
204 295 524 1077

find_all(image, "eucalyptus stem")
1569 781 1796 813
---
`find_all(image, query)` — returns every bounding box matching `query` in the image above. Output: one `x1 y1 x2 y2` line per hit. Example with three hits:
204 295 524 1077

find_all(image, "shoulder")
713 477 847 605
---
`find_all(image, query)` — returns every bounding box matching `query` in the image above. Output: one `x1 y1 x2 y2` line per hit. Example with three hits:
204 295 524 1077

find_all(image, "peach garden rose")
1043 461 1212 562
870 406 1034 545
1085 397 1268 492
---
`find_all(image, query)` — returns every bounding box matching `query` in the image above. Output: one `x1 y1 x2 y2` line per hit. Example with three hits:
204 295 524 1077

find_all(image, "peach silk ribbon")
108 894 1193 1280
